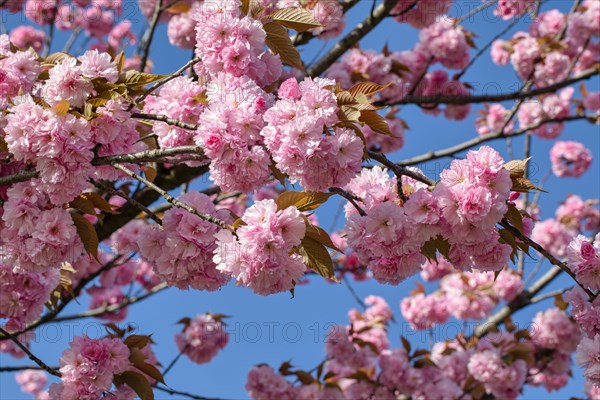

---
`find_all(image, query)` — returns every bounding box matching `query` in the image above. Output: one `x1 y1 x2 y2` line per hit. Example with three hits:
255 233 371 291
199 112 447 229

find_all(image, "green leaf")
71 213 99 259
263 21 304 70
413 357 437 368
269 162 286 186
511 177 547 193
276 191 334 212
145 166 157 183
115 371 154 400
298 237 337 281
269 7 321 32
504 158 531 178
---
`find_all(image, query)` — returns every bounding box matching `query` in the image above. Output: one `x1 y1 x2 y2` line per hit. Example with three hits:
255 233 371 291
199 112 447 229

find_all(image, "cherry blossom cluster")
137 191 232 290
194 73 273 191
49 335 131 399
1 181 82 273
494 0 536 20
391 0 453 28
531 194 600 258
566 233 600 291
214 199 307 295
344 146 512 285
15 369 49 399
492 3 599 86
246 295 583 399
516 88 574 139
163 0 344 51
175 313 229 364
401 268 523 329
550 140 593 177
261 77 363 191
326 40 472 121
0 260 58 330
192 0 282 86
143 76 206 149
3 0 138 53
475 103 514 136
565 285 600 389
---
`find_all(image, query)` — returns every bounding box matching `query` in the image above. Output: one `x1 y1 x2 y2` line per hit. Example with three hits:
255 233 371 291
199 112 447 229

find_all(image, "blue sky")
1 0 599 398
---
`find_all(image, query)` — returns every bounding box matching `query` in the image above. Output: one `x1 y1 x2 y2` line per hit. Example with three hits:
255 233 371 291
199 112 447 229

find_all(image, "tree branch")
111 163 232 231
500 220 596 299
0 328 60 377
381 67 598 106
50 283 168 323
368 150 436 186
306 0 402 78
474 266 562 338
131 113 199 130
396 114 593 166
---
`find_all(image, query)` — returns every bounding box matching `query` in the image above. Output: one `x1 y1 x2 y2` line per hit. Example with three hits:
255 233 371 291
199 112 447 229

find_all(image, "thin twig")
111 163 232 231
306 0 402 77
342 274 366 310
136 57 202 105
131 113 199 130
329 187 366 216
138 0 163 72
368 151 435 186
397 114 592 167
0 328 60 377
381 67 598 106
92 179 162 225
0 365 57 372
530 288 571 304
50 283 167 323
154 385 234 400
500 219 596 300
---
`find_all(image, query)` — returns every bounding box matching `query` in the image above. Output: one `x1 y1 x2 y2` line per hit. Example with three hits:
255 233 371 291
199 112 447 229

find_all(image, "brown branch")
0 365 57 372
306 0 402 78
138 0 163 72
0 327 60 377
50 283 168 323
92 179 162 225
381 67 598 106
131 113 199 130
500 219 596 299
329 187 366 216
111 163 232 231
94 145 205 165
0 145 206 186
154 385 235 400
474 266 562 338
0 256 126 341
368 150 435 186
397 114 592 166
0 169 37 186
